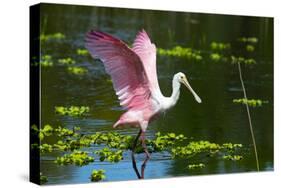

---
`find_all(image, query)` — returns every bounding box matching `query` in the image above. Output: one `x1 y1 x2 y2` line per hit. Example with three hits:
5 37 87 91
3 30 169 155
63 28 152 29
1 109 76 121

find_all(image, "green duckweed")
39 143 53 153
34 55 54 67
55 150 94 166
231 56 256 64
67 66 88 75
54 126 79 137
187 163 205 169
55 106 90 116
233 98 267 107
34 123 243 174
58 57 76 65
222 143 243 150
223 155 243 161
37 124 53 141
210 53 221 62
40 32 65 42
157 46 202 61
246 44 255 52
237 37 258 43
210 42 231 51
171 140 221 158
77 48 89 56
171 140 242 159
152 132 187 151
90 169 106 182
95 148 123 163
40 172 48 184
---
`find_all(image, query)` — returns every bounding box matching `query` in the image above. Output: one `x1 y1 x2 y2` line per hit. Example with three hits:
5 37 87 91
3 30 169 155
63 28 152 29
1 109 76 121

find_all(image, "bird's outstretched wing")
132 29 161 95
85 30 151 110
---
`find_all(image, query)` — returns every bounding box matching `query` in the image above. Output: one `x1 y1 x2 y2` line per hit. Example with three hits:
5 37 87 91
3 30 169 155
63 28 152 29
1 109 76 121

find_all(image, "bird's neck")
166 78 181 108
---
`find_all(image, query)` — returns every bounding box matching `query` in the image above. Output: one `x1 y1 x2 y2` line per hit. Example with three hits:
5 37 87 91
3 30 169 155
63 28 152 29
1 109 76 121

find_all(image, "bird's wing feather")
85 30 152 110
132 29 161 94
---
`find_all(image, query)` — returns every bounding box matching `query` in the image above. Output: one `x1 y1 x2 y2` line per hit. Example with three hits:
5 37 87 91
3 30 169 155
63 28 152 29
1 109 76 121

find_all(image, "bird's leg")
131 129 142 179
140 131 151 179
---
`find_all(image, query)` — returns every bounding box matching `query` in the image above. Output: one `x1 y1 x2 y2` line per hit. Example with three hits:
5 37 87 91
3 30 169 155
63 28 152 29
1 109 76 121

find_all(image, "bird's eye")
180 76 184 79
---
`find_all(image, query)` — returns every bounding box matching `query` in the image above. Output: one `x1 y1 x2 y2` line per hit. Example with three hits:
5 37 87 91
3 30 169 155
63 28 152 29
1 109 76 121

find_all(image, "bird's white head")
175 72 202 103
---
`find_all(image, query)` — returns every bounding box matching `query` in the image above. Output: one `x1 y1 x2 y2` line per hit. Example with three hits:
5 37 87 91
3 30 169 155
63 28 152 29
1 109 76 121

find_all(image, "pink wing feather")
85 30 151 110
132 29 161 94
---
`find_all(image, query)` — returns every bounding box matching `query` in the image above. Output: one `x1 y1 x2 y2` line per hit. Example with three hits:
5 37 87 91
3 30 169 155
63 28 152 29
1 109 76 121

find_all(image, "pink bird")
85 29 202 179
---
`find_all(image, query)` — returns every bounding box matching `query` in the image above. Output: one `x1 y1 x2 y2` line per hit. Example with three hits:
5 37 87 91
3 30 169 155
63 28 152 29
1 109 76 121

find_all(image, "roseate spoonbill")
85 29 202 179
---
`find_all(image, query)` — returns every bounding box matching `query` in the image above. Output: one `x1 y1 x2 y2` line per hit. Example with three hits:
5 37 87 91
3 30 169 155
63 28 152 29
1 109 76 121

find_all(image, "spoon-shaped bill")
182 78 202 103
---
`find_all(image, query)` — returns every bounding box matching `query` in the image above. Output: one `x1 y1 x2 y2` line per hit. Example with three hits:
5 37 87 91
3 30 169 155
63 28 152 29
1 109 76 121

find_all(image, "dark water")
38 3 273 185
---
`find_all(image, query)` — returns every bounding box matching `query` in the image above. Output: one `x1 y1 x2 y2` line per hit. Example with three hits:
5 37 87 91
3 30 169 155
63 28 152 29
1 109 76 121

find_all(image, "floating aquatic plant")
95 148 123 163
187 163 205 169
58 57 76 65
40 172 48 184
53 140 70 151
90 169 106 182
40 32 65 42
231 56 256 65
233 98 268 107
210 42 231 51
246 44 255 52
77 48 89 56
31 142 53 154
157 46 202 61
37 124 53 141
33 55 54 67
171 141 221 158
152 132 187 152
35 123 243 177
55 150 94 166
54 126 79 137
210 53 221 62
90 131 133 150
222 143 243 150
223 155 243 161
67 66 88 75
171 140 242 159
237 37 258 43
55 106 90 116
39 143 53 153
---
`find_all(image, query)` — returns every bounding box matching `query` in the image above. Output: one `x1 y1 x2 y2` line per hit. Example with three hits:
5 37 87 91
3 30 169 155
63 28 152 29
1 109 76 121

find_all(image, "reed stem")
237 62 260 171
